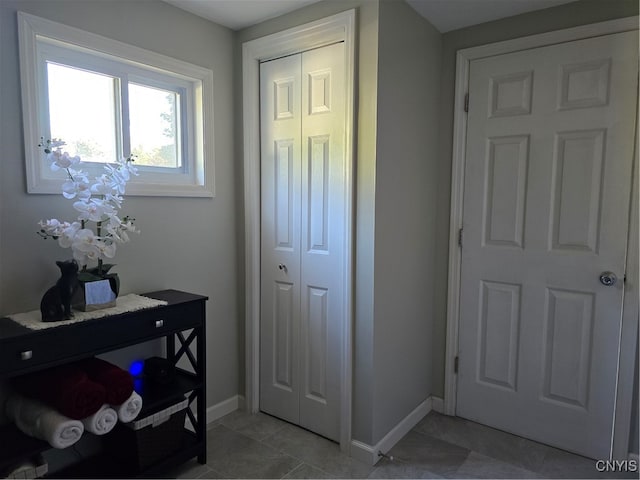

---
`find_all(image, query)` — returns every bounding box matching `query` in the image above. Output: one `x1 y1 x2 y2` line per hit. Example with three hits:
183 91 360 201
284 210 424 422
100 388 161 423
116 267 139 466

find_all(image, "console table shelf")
47 432 200 479
0 289 208 478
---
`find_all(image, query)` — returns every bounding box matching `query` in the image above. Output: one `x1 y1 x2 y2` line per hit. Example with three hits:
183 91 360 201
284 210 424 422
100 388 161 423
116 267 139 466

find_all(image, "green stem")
97 221 103 275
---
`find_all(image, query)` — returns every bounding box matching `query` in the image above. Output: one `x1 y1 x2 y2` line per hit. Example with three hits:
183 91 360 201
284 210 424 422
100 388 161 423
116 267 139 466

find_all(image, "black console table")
0 289 208 478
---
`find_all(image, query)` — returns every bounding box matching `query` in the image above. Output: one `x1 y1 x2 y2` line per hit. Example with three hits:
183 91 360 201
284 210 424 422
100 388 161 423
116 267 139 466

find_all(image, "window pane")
129 83 181 168
47 62 118 163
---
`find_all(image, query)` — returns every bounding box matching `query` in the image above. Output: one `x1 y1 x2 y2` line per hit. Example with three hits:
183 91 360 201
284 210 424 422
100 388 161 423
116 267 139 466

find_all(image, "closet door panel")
299 42 345 442
259 42 346 443
259 54 302 424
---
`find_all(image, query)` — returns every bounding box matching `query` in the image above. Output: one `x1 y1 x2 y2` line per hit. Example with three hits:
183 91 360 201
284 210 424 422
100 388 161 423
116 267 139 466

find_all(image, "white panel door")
299 43 345 440
260 42 345 442
260 54 302 426
457 31 638 459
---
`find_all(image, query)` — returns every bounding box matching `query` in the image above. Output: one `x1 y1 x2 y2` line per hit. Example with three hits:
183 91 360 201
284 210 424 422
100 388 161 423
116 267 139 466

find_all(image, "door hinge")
464 93 469 113
454 356 459 374
458 227 463 248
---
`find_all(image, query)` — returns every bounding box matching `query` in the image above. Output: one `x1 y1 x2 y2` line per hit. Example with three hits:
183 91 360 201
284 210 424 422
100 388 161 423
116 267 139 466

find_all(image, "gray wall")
372 0 441 443
431 0 640 400
0 0 240 409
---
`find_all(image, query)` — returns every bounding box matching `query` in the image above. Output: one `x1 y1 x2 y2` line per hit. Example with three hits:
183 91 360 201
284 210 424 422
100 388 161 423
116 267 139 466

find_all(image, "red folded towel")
11 364 106 419
79 358 134 405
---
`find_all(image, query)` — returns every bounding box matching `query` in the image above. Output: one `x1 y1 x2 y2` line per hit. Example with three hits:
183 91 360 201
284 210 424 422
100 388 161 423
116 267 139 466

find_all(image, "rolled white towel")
81 404 117 435
112 391 143 423
5 393 84 449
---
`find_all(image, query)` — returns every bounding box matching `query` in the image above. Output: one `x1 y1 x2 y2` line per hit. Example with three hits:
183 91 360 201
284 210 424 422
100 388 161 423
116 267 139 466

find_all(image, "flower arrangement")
37 138 138 284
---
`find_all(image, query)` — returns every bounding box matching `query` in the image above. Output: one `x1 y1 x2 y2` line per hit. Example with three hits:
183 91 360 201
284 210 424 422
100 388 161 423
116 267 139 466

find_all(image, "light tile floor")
167 411 637 479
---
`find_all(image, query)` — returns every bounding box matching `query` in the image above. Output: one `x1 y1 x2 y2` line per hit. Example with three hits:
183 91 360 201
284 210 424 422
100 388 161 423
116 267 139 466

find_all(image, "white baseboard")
350 396 433 465
350 439 378 465
206 395 244 425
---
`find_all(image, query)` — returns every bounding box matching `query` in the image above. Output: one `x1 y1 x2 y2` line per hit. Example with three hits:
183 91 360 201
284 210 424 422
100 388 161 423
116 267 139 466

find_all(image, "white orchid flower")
71 228 101 264
72 228 97 248
111 174 128 195
113 162 131 180
96 240 117 259
39 218 64 236
91 174 116 196
52 139 65 147
48 150 63 170
38 138 138 271
72 230 112 262
125 159 139 177
121 218 137 233
72 249 88 265
105 193 123 209
106 216 125 243
105 163 134 194
50 151 81 171
58 222 81 248
62 176 91 200
82 248 100 263
73 198 116 222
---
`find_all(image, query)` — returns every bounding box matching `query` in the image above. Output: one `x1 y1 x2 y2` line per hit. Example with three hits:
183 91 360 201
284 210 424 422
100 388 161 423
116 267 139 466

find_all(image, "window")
18 12 214 197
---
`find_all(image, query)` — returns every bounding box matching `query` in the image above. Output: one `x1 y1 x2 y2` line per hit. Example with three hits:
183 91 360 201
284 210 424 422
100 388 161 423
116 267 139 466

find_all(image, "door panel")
542 288 593 409
457 31 638 459
260 54 302 425
260 43 345 442
551 130 604 252
484 135 529 247
273 281 295 391
305 285 329 402
478 280 521 391
299 43 345 441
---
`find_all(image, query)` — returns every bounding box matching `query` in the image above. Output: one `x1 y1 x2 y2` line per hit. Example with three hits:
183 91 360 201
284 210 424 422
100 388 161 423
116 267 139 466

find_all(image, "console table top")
0 289 208 341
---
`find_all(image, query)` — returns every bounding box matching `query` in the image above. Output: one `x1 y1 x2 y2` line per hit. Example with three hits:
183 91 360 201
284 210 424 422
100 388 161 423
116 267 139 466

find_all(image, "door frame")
242 9 356 451
445 16 639 459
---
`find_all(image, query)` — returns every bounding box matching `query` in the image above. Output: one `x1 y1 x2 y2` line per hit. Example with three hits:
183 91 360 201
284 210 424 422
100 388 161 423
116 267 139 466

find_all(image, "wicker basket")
103 397 188 471
2 454 47 479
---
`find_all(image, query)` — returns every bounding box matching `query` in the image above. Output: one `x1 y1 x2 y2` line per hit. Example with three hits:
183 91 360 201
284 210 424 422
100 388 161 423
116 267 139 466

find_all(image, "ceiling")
163 0 322 30
163 0 575 32
406 0 574 32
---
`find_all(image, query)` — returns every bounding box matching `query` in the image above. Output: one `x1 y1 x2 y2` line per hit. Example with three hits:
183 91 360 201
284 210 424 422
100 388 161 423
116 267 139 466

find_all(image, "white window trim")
18 11 215 197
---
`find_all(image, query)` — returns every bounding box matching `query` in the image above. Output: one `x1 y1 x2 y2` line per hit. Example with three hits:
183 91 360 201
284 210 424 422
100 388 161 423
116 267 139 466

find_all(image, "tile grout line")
197 465 225 479
301 461 341 479
255 423 369 479
218 421 324 479
279 460 306 479
410 421 549 475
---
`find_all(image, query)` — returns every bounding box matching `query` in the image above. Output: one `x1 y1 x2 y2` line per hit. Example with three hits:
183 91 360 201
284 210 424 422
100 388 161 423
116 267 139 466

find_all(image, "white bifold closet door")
259 42 345 442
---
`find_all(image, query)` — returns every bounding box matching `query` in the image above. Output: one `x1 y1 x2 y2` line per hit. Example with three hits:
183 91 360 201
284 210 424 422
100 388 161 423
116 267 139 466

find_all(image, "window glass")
20 12 214 196
47 62 118 164
129 83 181 168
